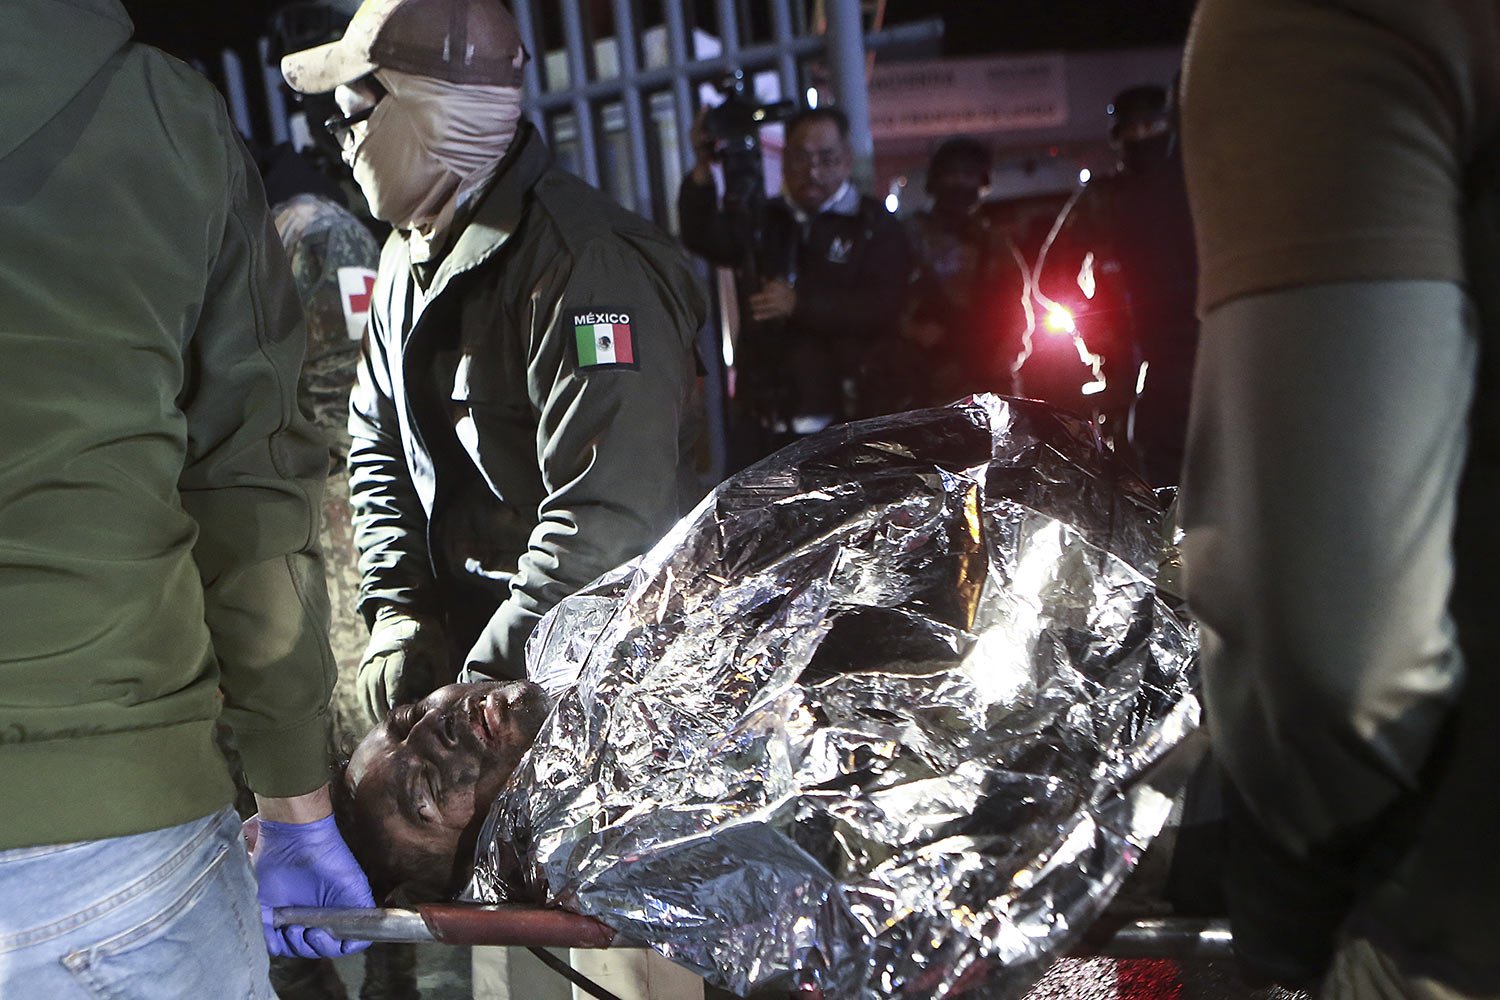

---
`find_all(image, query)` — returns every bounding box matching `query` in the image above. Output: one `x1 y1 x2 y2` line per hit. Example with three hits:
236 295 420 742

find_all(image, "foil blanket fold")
468 394 1200 999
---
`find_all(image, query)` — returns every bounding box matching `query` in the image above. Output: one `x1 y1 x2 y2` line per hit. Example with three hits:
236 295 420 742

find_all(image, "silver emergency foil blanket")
468 394 1199 999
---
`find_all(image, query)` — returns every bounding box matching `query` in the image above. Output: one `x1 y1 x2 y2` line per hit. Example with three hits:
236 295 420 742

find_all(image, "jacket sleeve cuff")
463 602 536 682
235 711 334 798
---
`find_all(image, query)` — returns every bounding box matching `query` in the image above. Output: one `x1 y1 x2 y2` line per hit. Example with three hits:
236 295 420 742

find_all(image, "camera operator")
678 103 912 469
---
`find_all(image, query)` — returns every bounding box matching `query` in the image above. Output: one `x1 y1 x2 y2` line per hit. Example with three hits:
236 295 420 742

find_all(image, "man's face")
929 165 987 218
345 680 550 893
784 119 852 212
1114 112 1171 146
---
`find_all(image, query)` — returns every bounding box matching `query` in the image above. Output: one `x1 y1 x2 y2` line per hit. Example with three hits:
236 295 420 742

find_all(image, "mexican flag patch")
573 310 638 370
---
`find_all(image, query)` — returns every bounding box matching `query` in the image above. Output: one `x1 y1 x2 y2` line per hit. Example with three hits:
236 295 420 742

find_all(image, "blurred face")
1114 112 1170 146
345 680 549 893
332 74 449 229
784 118 852 212
929 164 988 218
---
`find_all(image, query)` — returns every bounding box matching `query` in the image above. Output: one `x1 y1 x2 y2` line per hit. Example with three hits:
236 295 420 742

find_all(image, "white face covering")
344 67 524 252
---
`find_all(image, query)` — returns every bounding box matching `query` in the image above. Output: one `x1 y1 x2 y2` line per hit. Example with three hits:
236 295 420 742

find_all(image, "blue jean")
0 807 275 999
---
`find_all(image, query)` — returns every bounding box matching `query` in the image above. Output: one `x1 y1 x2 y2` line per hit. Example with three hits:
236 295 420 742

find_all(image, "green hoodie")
0 0 336 849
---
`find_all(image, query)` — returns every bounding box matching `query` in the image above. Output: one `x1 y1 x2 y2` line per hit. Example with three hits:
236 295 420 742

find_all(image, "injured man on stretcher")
328 396 1202 999
334 679 550 902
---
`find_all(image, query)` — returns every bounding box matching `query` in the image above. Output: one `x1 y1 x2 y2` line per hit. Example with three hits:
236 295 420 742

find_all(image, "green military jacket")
349 124 707 679
0 0 336 848
1181 0 1500 987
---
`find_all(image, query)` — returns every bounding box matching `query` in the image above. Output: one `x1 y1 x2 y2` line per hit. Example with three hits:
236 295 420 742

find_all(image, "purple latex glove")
252 814 376 958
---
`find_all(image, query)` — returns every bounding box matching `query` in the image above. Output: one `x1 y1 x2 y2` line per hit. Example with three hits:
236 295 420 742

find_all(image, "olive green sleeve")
178 134 335 797
1181 0 1478 311
1183 281 1474 852
464 236 707 678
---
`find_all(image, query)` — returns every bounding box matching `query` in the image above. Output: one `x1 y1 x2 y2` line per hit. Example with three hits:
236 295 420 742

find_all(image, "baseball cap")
281 0 524 94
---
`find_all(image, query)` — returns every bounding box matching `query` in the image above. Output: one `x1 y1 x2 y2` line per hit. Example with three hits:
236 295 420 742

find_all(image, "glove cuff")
259 813 341 838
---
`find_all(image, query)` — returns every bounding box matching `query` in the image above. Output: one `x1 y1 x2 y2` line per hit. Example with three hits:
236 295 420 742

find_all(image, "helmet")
926 136 992 189
1107 84 1169 145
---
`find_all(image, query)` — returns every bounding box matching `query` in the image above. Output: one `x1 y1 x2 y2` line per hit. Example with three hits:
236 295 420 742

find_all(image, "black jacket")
350 125 707 678
678 177 911 420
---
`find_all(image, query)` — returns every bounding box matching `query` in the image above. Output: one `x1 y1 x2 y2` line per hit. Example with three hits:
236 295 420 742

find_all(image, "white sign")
869 54 1068 139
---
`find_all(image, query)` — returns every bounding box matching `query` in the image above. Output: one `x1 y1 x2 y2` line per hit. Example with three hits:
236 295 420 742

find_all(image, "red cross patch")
336 267 378 341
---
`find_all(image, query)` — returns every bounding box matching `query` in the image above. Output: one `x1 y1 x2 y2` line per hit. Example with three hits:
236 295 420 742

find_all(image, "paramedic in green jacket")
0 1 375 995
1181 0 1500 995
282 0 708 721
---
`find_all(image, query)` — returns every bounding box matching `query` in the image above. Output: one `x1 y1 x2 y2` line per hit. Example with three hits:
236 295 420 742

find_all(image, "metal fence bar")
714 0 741 58
662 0 697 176
510 0 547 132
528 37 817 110
609 0 653 215
221 49 254 139
825 0 874 183
560 0 602 188
661 1 731 484
524 20 941 113
257 37 290 145
770 0 799 102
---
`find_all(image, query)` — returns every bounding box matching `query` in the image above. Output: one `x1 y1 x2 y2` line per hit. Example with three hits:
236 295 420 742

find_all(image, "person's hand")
252 787 375 959
903 319 946 349
358 606 446 720
749 278 797 322
689 107 717 184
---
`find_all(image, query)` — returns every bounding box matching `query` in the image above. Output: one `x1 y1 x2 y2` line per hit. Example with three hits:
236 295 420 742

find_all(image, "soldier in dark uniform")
900 136 1010 407
1040 84 1199 485
281 0 707 717
678 106 913 468
283 5 710 995
274 194 382 736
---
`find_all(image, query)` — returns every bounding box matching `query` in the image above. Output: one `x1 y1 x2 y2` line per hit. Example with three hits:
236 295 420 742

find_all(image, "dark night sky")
124 1 1196 67
920 0 1196 54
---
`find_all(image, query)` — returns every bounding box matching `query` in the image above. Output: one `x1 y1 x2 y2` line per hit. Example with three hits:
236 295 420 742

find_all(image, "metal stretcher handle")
273 906 1228 959
272 904 617 948
1075 915 1234 959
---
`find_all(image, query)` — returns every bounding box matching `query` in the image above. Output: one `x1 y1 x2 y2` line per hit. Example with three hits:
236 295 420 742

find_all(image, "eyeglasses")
323 76 389 152
785 149 847 171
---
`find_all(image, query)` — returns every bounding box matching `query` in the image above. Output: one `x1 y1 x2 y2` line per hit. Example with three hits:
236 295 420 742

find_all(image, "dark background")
124 0 1197 66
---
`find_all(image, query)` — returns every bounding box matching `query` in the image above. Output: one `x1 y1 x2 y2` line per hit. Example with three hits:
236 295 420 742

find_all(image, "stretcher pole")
272 904 617 947
272 906 1230 958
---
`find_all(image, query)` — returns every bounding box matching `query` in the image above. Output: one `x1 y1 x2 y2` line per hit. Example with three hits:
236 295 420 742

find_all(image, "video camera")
700 71 798 210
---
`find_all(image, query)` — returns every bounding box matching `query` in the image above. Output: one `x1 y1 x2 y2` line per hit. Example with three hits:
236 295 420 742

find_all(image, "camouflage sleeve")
276 195 378 464
179 135 334 797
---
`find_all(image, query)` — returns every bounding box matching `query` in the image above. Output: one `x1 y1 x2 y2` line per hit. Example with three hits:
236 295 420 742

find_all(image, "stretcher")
273 903 1229 956
271 904 1234 999
267 402 1213 997
258 723 1222 997
261 707 1223 997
